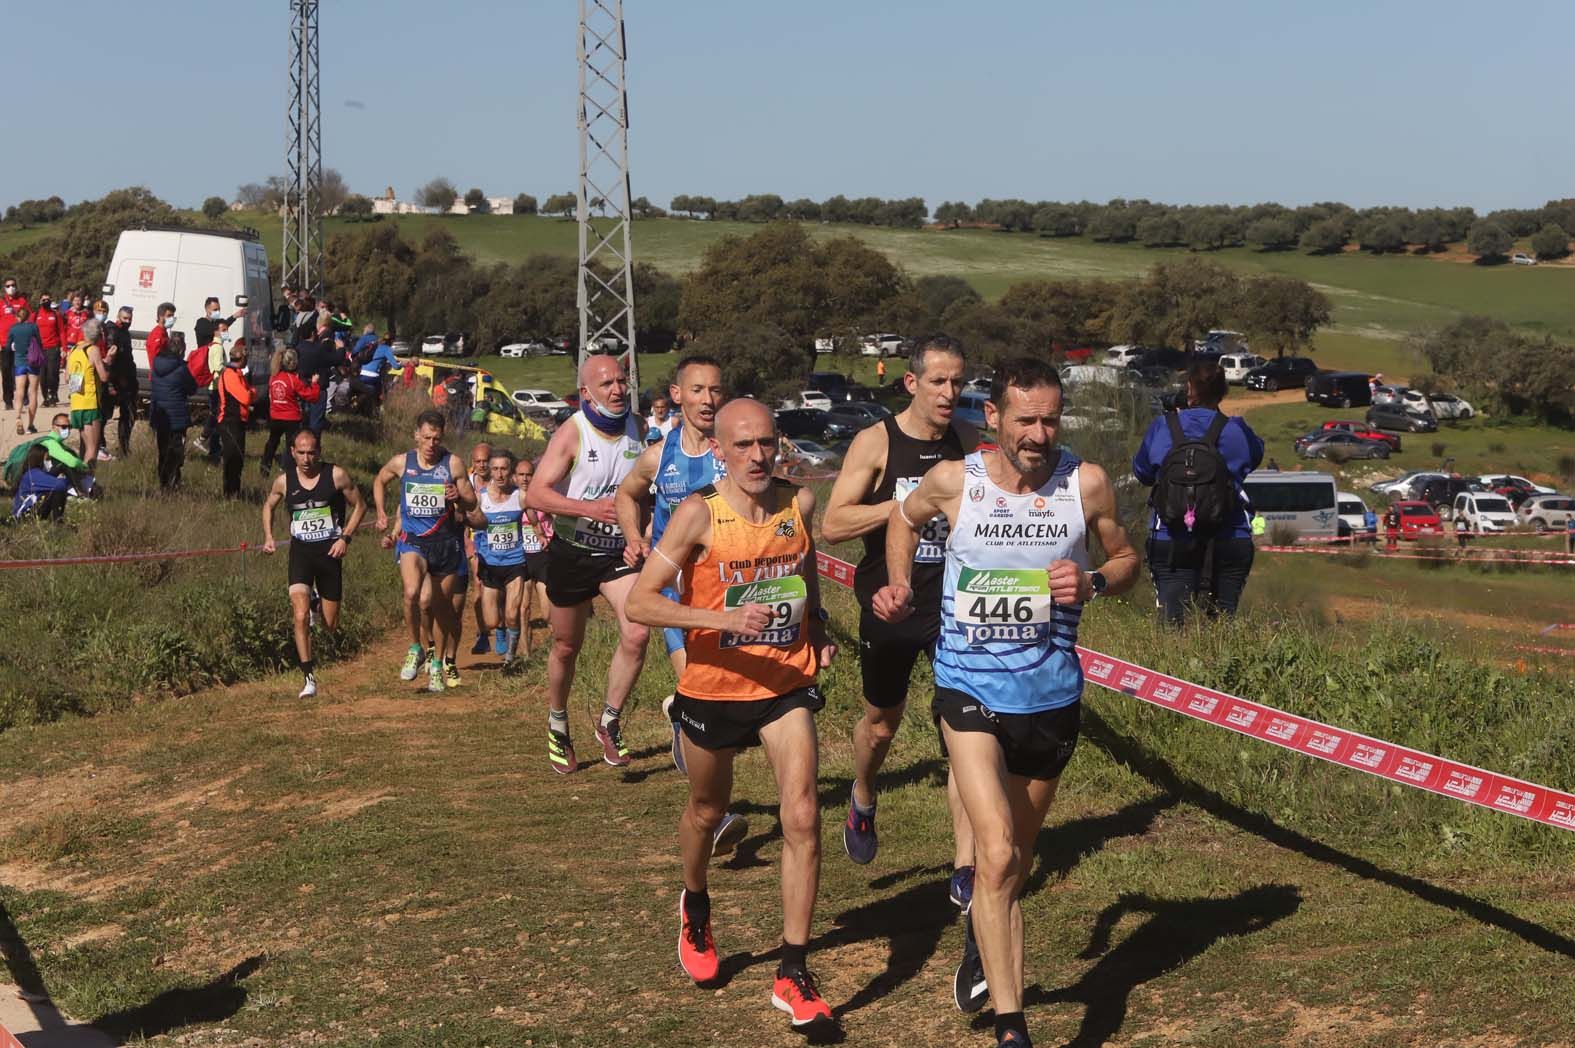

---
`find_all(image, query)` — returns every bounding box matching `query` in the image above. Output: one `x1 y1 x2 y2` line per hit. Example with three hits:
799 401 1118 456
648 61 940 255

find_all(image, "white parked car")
1512 252 1537 266
1518 495 1575 531
1425 392 1474 419
1102 344 1144 367
1477 474 1556 496
859 333 905 357
511 388 570 413
1220 353 1267 384
1369 471 1445 497
498 343 529 358
1059 406 1123 433
420 335 450 356
790 390 833 411
1060 364 1124 387
788 439 836 467
1451 491 1517 532
1336 492 1374 537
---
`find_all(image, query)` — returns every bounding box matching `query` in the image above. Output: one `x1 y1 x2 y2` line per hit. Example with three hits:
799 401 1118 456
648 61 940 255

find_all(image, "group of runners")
258 339 1139 1047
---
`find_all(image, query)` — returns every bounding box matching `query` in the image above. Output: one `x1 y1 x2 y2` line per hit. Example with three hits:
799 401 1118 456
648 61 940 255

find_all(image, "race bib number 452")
895 477 948 563
721 575 806 649
290 506 339 542
954 567 1051 646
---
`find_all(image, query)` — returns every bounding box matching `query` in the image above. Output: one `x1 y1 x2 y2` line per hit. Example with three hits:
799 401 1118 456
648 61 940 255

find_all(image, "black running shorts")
402 533 466 579
932 687 1080 781
858 607 939 709
288 540 344 602
523 551 550 585
476 559 524 589
671 686 825 752
545 536 637 607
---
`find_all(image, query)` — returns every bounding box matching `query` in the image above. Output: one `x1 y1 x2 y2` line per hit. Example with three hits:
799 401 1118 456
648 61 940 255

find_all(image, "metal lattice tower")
284 0 323 295
577 0 638 389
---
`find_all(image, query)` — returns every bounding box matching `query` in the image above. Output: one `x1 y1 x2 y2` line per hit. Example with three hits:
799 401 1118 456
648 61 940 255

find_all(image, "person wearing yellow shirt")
65 319 110 467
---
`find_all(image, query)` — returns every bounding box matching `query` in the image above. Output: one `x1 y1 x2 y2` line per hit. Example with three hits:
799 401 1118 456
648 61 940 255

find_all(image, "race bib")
404 482 445 516
68 371 84 395
954 567 1052 646
290 505 339 542
721 575 806 649
487 521 521 552
521 522 546 554
895 477 948 563
573 517 625 552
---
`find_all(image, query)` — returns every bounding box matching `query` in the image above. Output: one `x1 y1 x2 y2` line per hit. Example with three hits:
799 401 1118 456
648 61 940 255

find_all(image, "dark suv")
1244 356 1319 392
1306 371 1373 408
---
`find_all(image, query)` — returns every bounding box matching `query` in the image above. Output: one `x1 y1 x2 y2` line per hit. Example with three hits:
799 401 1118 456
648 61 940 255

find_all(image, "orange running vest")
677 480 817 702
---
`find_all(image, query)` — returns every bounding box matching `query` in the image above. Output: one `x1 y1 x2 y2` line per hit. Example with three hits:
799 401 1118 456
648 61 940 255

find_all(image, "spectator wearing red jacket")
144 301 176 370
261 347 320 475
61 293 89 349
32 295 64 406
1 277 28 410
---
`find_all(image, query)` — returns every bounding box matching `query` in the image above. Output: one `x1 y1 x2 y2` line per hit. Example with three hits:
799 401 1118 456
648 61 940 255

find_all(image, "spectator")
875 357 887 384
352 331 398 405
193 295 244 350
261 347 319 474
644 396 676 443
65 319 111 467
61 292 89 350
215 343 256 498
1384 502 1400 552
197 319 233 462
103 305 138 456
32 293 64 406
6 306 43 436
0 277 28 411
11 444 72 522
1132 359 1264 625
144 301 176 370
294 322 336 434
324 330 352 414
352 322 378 359
150 331 198 490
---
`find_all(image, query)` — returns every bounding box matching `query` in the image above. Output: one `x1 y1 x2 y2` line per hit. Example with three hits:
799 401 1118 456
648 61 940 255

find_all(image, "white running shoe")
299 674 318 699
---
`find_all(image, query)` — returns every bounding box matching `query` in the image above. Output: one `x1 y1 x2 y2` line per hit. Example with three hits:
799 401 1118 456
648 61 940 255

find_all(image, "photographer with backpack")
1132 359 1263 625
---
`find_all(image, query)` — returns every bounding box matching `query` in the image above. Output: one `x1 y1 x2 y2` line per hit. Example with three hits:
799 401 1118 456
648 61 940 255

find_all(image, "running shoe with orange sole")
771 968 833 1026
677 890 719 984
596 717 632 767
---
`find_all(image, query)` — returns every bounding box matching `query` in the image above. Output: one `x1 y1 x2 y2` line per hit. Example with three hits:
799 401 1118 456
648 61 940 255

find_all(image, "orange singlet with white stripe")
677 480 817 702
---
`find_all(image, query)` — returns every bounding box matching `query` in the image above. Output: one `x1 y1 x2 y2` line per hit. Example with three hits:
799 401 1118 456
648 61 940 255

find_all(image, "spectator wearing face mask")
193 296 245 351
151 332 198 491
103 305 137 456
65 319 111 467
215 343 256 498
5 306 42 436
61 292 89 350
0 278 28 411
11 444 72 522
144 302 176 370
261 347 320 475
32 294 64 407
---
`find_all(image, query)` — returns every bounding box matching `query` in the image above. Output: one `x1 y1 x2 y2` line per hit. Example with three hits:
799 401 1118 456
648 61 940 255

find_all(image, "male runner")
373 410 477 693
821 335 978 898
466 441 494 655
615 354 748 855
466 448 528 667
875 357 1139 1048
526 355 649 772
261 429 367 698
626 398 837 1028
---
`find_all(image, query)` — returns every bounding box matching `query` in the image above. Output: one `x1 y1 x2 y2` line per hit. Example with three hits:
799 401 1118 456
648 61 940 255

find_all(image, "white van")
1450 491 1517 533
1242 469 1339 539
101 227 275 382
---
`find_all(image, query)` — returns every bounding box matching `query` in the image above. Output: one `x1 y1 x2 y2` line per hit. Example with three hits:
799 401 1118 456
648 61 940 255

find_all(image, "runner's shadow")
0 895 48 1009
96 955 265 1040
1022 885 1301 1048
1023 793 1181 896
817 878 957 1018
1083 707 1575 960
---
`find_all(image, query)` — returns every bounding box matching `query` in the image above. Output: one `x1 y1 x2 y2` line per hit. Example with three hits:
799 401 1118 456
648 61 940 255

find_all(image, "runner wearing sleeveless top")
372 410 477 693
821 335 979 896
465 448 529 667
261 428 367 698
875 358 1139 1048
512 456 552 660
525 355 649 773
627 398 838 1030
614 354 749 856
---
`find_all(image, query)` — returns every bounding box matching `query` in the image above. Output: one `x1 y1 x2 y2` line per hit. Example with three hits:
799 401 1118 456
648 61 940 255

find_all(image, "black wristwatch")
1087 571 1108 599
813 607 829 624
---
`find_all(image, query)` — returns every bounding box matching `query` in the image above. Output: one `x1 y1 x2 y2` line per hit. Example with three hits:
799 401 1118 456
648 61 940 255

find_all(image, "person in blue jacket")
1132 359 1264 624
150 332 200 491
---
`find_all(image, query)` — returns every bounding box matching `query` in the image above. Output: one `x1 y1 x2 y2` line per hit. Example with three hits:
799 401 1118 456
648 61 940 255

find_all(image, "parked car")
1392 500 1444 539
1061 364 1125 387
859 333 905 357
1450 491 1518 533
1306 371 1373 408
1366 403 1437 433
1134 346 1187 370
1298 431 1391 460
1103 344 1145 367
784 390 833 411
391 339 411 355
1414 474 1479 508
1220 353 1267 384
807 371 863 403
548 336 572 356
1194 329 1249 355
775 408 854 442
1320 420 1401 451
1512 252 1537 266
1477 474 1555 496
1519 494 1575 531
420 335 450 356
787 438 837 467
1060 406 1124 434
511 388 570 414
1336 492 1376 539
955 390 990 430
826 402 891 432
1242 469 1339 539
1423 391 1474 419
498 343 529 358
1370 470 1445 497
1244 356 1319 392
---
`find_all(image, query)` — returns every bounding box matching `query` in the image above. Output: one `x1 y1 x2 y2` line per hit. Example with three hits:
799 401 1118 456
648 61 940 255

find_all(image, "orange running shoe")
771 968 833 1026
677 890 719 984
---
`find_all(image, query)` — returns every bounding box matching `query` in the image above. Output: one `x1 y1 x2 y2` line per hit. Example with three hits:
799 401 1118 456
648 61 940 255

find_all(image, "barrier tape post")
812 550 1575 834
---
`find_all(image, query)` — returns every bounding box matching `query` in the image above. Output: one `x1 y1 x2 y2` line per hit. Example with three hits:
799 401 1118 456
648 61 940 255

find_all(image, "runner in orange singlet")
627 398 838 1031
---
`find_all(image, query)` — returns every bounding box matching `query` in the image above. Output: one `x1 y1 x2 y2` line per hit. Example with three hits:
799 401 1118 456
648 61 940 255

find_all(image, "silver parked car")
1517 494 1575 531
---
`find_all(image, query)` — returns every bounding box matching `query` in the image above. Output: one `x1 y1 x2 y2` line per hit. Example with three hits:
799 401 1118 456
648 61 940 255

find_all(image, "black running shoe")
954 913 989 1014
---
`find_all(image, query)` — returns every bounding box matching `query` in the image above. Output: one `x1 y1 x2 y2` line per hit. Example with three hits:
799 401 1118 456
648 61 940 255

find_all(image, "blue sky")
9 0 1570 214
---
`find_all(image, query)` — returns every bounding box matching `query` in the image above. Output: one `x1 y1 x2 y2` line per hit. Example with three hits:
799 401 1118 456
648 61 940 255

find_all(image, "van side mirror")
235 295 249 307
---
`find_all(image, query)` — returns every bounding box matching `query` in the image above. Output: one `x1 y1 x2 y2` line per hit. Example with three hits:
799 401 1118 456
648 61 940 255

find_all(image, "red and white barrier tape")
0 1022 20 1048
813 550 1575 833
1515 645 1575 658
1257 544 1575 567
0 541 292 571
1541 624 1575 636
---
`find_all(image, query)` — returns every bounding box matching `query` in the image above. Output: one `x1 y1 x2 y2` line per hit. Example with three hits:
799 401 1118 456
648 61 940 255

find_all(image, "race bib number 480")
895 477 948 563
721 575 806 649
954 567 1051 646
404 482 445 515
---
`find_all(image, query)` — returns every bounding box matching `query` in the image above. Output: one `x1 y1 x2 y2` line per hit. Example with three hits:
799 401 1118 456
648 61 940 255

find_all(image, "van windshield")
1243 480 1335 513
1475 497 1512 513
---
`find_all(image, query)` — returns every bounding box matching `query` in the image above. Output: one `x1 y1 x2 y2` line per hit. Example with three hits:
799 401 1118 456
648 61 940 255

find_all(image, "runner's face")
581 358 630 415
291 437 321 470
987 382 1063 476
715 408 777 495
471 448 490 476
489 457 512 488
673 364 723 435
907 351 964 427
414 423 443 458
514 462 534 490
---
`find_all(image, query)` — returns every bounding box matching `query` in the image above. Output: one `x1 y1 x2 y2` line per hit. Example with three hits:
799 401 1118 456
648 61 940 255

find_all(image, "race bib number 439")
721 575 806 649
955 567 1051 646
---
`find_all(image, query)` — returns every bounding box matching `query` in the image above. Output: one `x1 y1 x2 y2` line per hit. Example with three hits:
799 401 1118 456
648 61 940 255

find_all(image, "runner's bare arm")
524 420 607 520
1051 462 1141 604
89 346 109 381
261 473 287 553
446 454 477 511
336 466 367 540
614 441 662 557
819 423 890 544
371 452 404 532
874 459 963 621
797 486 837 665
626 494 771 637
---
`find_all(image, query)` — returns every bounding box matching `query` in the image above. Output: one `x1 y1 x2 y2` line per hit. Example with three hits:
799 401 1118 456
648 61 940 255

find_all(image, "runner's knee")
687 795 728 833
778 788 821 844
974 831 1020 888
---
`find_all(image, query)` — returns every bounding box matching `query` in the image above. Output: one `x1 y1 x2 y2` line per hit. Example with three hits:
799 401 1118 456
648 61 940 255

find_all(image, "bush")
1467 220 1514 261
1267 523 1300 546
1530 224 1569 261
1557 453 1575 485
201 196 228 220
1489 441 1507 454
1431 441 1447 457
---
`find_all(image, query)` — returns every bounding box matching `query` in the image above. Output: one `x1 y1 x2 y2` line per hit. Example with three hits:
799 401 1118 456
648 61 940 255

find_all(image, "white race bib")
573 517 624 552
521 521 546 554
404 482 445 516
67 372 85 395
895 477 949 563
290 505 339 542
954 568 1052 646
721 575 806 649
487 521 521 552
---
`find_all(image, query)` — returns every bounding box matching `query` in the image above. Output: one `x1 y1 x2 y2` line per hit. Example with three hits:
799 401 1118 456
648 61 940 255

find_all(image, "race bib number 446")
955 567 1051 646
721 575 806 649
